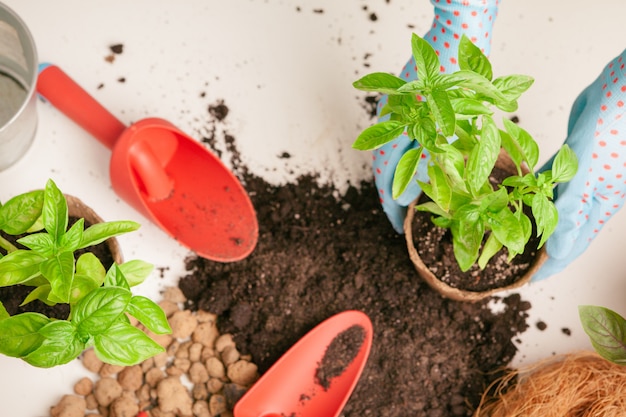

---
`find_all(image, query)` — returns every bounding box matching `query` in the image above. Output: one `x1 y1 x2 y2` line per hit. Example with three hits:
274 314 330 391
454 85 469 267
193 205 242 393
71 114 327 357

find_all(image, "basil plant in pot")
0 179 171 367
353 34 579 301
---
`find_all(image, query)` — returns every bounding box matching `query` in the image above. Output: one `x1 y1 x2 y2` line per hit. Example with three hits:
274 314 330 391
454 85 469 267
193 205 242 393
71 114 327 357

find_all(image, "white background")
1 1 625 415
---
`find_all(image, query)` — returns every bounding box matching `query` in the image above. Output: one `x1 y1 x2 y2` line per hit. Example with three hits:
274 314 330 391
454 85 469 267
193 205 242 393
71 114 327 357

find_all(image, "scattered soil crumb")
110 44 124 54
208 100 229 121
536 321 548 331
562 327 572 336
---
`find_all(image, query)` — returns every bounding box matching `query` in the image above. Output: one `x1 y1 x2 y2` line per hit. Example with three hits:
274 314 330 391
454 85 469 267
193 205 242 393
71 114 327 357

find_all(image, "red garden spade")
234 310 373 417
37 64 258 262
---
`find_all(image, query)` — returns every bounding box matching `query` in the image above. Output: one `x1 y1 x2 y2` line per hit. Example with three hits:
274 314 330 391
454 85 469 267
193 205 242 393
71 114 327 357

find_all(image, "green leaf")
380 94 426 118
93 321 165 366
425 163 452 212
352 72 407 94
466 116 500 193
409 118 437 144
415 201 450 218
485 208 526 255
118 260 154 287
458 35 493 80
411 33 440 81
42 251 76 304
428 89 456 137
127 296 172 335
493 74 534 102
433 144 467 193
502 173 537 189
16 232 55 256
579 305 626 365
69 276 100 305
79 220 140 249
392 147 422 199
450 98 493 118
21 285 53 306
76 253 106 288
352 121 406 151
532 194 558 247
59 218 84 253
43 179 68 244
0 250 46 287
0 190 44 235
397 79 426 94
74 287 131 336
445 70 507 104
23 321 84 368
478 233 503 269
502 118 539 170
451 219 483 272
0 313 49 357
551 145 578 183
0 301 8 320
104 264 131 291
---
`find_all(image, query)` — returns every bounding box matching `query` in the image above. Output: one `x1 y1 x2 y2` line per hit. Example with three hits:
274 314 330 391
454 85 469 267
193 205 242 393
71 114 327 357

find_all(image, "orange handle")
37 64 126 150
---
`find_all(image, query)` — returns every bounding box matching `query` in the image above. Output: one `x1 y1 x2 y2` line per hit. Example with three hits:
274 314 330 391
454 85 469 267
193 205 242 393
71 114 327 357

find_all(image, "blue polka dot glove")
373 0 500 233
532 49 626 281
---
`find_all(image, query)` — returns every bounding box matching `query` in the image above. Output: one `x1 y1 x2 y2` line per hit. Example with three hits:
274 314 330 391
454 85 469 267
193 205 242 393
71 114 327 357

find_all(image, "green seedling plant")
580 305 626 365
353 34 578 272
0 179 171 368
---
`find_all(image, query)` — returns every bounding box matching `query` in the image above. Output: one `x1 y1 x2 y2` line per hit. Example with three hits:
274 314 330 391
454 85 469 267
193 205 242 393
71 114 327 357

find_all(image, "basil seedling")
353 34 578 272
0 179 171 367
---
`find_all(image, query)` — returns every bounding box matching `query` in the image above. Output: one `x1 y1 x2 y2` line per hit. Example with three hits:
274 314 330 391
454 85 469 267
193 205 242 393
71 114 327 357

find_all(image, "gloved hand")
373 0 501 233
532 48 626 281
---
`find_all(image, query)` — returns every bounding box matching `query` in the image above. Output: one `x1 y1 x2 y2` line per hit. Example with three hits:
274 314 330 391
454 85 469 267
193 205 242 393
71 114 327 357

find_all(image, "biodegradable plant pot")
403 151 548 302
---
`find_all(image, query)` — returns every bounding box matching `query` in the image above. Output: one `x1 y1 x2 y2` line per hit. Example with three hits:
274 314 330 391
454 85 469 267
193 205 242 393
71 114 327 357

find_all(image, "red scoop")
234 310 373 417
37 64 258 262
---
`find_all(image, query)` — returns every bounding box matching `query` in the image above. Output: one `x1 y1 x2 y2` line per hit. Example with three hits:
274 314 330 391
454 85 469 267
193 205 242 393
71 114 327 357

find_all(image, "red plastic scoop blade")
110 118 258 261
37 64 258 262
234 310 373 417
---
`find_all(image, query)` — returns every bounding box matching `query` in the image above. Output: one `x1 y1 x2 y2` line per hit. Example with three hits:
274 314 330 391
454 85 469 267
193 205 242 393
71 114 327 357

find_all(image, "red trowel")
37 64 258 262
234 310 373 417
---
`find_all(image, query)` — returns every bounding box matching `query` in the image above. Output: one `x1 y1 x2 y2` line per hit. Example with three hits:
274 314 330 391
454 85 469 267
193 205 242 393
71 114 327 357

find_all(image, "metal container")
0 2 37 170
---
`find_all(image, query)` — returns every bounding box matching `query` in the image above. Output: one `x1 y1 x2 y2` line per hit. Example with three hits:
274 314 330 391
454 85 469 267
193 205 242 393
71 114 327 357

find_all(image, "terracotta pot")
403 151 547 302
65 194 123 265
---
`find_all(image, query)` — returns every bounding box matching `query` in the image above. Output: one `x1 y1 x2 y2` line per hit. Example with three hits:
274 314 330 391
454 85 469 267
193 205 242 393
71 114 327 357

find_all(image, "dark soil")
178 170 531 417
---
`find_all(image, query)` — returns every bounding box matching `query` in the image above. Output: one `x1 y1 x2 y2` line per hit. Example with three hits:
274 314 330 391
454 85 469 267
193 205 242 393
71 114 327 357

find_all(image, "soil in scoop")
179 173 531 417
315 324 366 391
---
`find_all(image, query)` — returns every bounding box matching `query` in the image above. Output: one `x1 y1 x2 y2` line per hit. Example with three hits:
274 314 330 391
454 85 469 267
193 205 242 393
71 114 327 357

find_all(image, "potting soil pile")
178 103 533 416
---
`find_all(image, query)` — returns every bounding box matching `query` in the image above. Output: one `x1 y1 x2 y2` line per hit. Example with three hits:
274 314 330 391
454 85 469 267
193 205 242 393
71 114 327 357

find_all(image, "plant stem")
0 234 18 254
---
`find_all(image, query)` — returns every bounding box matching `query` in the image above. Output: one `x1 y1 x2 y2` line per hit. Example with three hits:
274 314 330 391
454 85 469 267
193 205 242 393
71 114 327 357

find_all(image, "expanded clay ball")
117 365 143 391
94 377 123 407
109 393 138 417
73 377 93 396
169 310 197 339
50 395 86 417
82 349 103 373
156 377 193 416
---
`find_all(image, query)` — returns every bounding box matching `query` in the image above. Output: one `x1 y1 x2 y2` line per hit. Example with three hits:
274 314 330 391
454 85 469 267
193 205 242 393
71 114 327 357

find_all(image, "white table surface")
1 1 626 415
